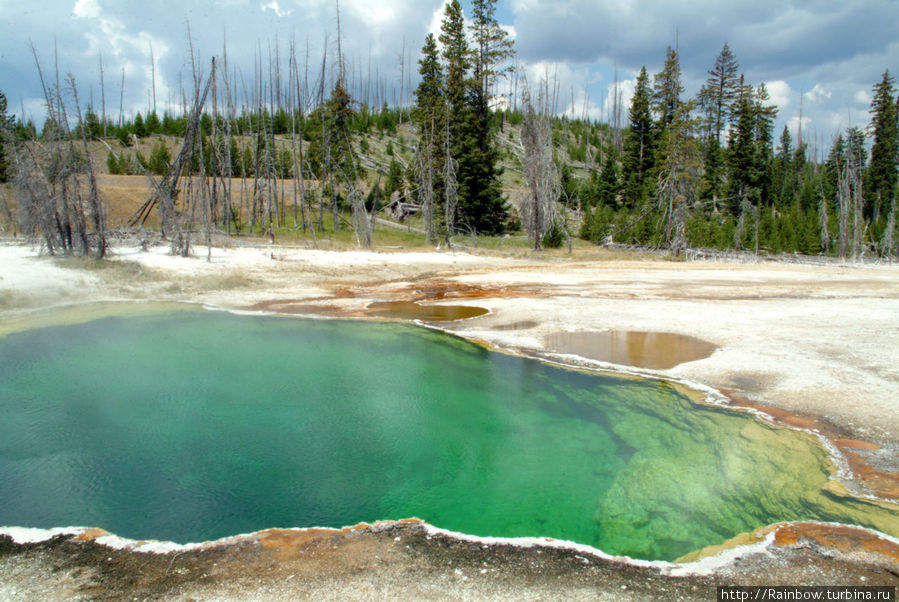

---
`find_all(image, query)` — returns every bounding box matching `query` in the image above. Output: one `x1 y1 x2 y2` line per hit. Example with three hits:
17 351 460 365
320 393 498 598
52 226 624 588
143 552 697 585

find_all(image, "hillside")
2 108 614 253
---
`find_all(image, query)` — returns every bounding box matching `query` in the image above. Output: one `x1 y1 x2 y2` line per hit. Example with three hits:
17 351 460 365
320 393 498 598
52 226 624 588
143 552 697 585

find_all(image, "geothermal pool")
0 307 895 561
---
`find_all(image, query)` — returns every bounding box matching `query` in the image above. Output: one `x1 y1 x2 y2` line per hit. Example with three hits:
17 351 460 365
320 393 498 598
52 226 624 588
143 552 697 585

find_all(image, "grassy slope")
2 114 614 254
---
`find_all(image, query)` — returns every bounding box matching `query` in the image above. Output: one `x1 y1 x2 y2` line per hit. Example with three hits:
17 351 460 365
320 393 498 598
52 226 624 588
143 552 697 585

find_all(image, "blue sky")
1 0 896 155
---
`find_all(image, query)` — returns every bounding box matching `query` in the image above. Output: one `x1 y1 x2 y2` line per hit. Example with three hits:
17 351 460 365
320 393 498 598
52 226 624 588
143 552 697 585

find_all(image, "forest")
0 0 896 261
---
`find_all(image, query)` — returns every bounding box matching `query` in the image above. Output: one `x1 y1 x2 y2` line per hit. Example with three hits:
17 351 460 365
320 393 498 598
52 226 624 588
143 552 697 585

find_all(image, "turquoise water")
0 309 895 560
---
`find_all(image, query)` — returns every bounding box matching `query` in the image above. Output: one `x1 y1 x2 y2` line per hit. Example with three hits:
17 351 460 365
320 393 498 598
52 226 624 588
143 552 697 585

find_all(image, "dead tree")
656 102 701 257
883 200 896 262
70 75 107 258
519 83 559 250
13 43 106 258
415 127 435 244
443 110 458 247
128 74 213 257
836 131 865 261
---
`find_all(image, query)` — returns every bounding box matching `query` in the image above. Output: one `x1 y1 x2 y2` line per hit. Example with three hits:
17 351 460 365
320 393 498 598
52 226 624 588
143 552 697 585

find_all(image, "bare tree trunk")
70 75 107 258
520 82 559 250
443 111 458 247
818 191 830 255
883 200 896 263
99 52 107 138
837 156 850 260
417 122 435 245
150 41 157 116
119 67 125 128
852 167 863 261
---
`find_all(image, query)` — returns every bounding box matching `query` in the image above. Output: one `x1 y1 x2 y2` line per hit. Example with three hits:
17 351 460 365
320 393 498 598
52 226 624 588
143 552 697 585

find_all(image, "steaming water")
0 308 895 560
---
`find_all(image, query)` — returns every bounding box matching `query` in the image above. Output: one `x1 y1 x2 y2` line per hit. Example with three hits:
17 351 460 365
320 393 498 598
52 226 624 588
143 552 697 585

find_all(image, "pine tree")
145 111 161 135
773 125 794 207
148 140 171 175
133 112 146 138
470 0 515 101
598 151 620 208
83 106 101 139
436 0 509 235
697 46 739 210
459 0 511 235
414 34 444 132
868 70 898 221
0 90 11 182
622 67 654 207
753 83 778 206
386 157 404 197
439 0 471 234
106 150 120 175
727 76 757 212
414 33 445 239
652 47 684 132
699 43 740 146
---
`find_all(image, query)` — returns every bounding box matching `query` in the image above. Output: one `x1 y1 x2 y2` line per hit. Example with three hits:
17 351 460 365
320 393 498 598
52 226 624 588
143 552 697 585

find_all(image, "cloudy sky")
1 0 896 155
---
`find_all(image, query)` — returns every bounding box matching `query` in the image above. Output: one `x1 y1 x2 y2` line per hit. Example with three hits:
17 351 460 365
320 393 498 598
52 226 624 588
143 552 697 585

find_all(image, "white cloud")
426 0 450 39
853 89 871 106
602 77 635 125
345 2 395 26
764 80 792 110
804 84 832 104
73 0 101 19
4 0 896 145
261 1 292 17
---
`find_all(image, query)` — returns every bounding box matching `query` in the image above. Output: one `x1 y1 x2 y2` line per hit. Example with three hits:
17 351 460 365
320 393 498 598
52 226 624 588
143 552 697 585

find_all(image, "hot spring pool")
0 306 895 560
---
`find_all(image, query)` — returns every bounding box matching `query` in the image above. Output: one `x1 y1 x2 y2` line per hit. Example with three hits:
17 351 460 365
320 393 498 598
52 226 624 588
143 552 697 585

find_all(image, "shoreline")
2 520 898 599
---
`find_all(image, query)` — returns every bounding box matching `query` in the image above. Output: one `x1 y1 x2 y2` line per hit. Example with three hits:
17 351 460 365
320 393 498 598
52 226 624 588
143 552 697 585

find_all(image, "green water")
0 308 896 560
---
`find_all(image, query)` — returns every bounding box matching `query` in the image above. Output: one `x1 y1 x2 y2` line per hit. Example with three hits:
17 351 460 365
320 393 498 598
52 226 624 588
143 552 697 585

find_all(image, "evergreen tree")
699 43 740 145
696 46 739 211
753 83 778 206
700 136 724 208
598 151 620 208
621 67 654 207
470 0 515 101
133 112 146 138
83 106 102 139
162 112 182 136
106 151 120 175
438 0 508 235
727 77 757 212
439 0 471 234
824 134 845 207
653 47 684 132
458 0 511 235
413 33 445 237
868 70 898 221
0 90 12 182
414 34 444 131
773 125 794 206
148 140 171 175
145 111 161 135
229 136 242 177
386 157 404 197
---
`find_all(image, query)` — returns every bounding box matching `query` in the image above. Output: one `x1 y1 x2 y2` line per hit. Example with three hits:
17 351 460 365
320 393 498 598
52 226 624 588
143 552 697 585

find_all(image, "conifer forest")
1 0 897 261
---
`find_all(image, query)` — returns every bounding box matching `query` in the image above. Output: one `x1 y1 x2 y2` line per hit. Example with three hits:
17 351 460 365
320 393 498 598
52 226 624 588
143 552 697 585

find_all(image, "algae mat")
0 308 895 560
